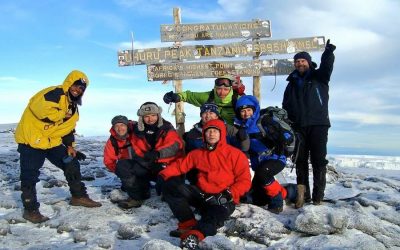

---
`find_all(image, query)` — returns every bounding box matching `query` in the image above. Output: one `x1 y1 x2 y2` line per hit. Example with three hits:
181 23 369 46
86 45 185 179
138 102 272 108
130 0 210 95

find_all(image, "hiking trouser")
115 159 162 200
163 176 235 237
295 125 329 202
251 160 285 206
18 144 87 211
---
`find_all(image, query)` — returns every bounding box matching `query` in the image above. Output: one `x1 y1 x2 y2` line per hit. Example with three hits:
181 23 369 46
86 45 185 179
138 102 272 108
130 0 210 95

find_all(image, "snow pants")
115 159 162 200
18 144 87 211
295 125 329 202
163 176 235 237
251 159 286 208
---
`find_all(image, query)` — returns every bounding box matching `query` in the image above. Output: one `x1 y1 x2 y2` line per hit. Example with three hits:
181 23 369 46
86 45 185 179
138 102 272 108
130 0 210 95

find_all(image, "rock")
0 220 11 236
117 223 149 240
224 204 290 246
294 206 349 235
141 239 180 250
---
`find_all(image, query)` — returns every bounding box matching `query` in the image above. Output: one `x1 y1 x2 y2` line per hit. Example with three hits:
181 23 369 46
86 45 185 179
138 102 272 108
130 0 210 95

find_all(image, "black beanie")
111 115 128 126
294 51 312 65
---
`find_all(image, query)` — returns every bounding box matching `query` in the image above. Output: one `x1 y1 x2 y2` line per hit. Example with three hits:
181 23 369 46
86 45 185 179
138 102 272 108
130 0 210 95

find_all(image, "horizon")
1 122 399 157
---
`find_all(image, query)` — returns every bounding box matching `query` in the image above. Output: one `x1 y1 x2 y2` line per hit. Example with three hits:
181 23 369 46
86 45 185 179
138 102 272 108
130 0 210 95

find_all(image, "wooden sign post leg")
173 7 185 137
253 37 261 102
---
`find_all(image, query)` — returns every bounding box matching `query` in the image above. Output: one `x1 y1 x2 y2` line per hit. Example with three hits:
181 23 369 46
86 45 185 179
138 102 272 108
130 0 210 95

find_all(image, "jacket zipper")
316 87 323 106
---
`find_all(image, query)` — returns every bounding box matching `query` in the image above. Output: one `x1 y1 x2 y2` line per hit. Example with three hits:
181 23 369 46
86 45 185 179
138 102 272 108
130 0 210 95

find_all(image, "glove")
325 39 336 52
62 155 74 164
163 91 180 104
204 189 233 205
155 175 165 196
144 150 159 162
232 78 245 95
75 151 87 161
236 127 248 142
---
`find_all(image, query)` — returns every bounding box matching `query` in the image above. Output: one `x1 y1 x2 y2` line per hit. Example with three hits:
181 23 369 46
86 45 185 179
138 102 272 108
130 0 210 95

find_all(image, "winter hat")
236 104 256 113
137 102 163 131
200 103 219 116
111 115 128 126
293 51 316 69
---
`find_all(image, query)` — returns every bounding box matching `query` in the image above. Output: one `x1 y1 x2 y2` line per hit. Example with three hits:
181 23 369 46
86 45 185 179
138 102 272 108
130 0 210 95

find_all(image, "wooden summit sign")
160 20 271 42
147 59 294 81
118 7 327 134
118 36 325 66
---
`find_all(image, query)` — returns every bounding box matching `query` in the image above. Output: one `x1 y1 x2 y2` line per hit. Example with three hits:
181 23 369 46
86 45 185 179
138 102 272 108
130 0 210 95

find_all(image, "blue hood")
234 95 260 133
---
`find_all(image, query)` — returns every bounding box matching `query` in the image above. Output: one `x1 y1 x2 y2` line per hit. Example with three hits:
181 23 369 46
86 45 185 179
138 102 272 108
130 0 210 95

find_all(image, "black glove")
325 39 336 52
204 189 233 205
75 151 87 161
155 175 165 196
144 150 159 162
163 91 180 104
236 127 248 142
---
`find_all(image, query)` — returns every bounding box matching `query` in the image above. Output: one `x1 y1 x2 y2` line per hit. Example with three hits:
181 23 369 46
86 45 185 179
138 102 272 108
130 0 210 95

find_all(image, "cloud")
332 112 400 126
117 39 168 50
0 76 40 86
113 0 173 17
101 73 139 80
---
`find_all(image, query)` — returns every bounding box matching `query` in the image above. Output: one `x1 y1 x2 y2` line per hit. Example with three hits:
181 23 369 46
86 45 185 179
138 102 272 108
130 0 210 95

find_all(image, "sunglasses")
215 79 232 87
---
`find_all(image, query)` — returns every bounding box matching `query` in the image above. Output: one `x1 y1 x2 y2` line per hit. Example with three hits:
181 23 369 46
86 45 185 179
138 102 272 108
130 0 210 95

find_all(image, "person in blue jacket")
234 95 295 213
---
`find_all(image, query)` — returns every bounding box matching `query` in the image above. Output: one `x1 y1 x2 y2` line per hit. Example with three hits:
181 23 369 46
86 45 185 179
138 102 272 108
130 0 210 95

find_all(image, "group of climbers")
14 39 335 249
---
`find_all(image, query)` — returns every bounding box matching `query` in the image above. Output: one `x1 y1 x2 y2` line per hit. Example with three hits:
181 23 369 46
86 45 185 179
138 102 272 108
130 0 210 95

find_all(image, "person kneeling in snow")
114 102 184 209
158 119 251 249
103 115 140 200
234 95 297 214
103 115 136 173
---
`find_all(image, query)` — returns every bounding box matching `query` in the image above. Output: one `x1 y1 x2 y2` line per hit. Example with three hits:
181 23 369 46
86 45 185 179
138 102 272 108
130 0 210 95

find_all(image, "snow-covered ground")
0 124 399 249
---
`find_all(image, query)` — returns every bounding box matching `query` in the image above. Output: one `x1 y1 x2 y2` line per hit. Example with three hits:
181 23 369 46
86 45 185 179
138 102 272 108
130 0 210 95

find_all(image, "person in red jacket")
103 115 135 172
158 119 251 249
116 102 184 209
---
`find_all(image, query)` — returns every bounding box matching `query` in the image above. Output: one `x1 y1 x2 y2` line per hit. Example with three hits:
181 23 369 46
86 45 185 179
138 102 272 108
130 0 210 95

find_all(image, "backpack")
257 106 296 157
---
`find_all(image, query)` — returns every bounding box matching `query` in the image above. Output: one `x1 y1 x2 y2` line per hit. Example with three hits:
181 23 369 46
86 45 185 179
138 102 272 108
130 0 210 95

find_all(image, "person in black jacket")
282 39 336 207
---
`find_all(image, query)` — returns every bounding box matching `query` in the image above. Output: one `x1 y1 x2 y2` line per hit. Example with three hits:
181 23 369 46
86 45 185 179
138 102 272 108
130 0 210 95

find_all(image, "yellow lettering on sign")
204 48 210 56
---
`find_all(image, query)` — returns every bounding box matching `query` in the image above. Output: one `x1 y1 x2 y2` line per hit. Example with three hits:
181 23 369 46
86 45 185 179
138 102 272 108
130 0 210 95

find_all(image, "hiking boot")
23 209 49 224
181 234 200 250
170 228 190 238
313 199 322 205
171 218 197 238
70 196 102 207
295 184 306 209
118 198 143 209
268 206 283 214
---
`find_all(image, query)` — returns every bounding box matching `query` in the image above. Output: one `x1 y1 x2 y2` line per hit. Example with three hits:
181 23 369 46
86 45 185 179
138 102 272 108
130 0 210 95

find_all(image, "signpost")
118 36 325 66
160 20 271 42
117 7 326 134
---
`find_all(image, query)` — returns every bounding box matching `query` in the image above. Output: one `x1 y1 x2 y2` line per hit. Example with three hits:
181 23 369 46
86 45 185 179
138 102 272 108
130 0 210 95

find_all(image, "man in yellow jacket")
15 70 101 223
